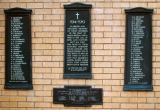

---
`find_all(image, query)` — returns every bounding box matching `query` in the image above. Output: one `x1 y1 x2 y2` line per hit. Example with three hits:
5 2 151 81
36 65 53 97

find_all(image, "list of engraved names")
129 16 146 84
10 17 26 82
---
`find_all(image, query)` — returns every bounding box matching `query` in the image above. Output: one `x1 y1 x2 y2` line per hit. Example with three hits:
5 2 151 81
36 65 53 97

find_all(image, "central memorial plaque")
63 3 92 78
4 8 32 89
53 86 103 107
124 7 153 90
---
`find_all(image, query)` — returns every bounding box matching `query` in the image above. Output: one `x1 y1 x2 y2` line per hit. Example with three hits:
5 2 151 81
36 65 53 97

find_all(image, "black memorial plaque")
124 7 153 90
63 2 92 78
53 86 103 107
4 8 32 89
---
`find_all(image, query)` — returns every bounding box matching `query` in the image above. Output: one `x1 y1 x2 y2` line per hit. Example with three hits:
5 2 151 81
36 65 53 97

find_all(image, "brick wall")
0 0 160 109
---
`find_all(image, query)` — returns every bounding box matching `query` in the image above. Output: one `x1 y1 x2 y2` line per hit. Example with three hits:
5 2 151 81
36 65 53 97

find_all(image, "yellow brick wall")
0 0 160 109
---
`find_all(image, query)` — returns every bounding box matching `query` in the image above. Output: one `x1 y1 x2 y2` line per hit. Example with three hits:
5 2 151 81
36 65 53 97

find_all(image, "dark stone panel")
64 3 92 78
124 7 153 90
53 86 103 107
4 8 32 89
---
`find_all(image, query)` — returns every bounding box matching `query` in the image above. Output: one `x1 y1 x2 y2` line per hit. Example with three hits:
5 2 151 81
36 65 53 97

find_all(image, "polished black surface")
53 86 103 107
4 8 32 89
64 3 92 78
124 7 153 90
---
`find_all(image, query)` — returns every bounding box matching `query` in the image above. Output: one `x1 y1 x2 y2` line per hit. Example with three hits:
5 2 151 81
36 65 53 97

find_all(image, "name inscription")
129 16 146 84
10 17 26 82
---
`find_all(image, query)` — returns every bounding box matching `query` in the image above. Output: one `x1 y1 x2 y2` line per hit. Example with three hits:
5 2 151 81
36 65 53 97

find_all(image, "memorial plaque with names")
4 8 32 89
53 86 103 107
124 7 153 90
63 2 92 78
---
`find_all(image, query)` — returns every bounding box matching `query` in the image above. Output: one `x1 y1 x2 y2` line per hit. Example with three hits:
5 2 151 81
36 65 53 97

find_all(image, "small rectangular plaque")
124 7 153 90
4 8 32 89
53 86 103 107
63 2 92 78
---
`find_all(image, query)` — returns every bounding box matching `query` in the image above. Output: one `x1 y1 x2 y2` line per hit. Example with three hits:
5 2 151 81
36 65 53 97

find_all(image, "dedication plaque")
63 2 92 78
53 86 103 107
4 8 32 89
124 7 153 90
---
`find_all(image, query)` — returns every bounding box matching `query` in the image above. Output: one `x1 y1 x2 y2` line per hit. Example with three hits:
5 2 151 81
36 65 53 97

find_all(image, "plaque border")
53 85 103 107
124 7 153 91
64 2 92 9
63 2 92 79
4 7 33 89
